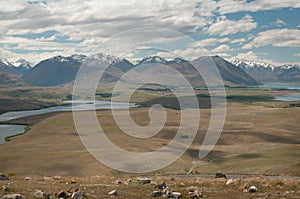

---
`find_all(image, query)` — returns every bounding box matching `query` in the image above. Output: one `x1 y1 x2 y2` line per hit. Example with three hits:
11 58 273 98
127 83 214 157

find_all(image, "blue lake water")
0 100 137 144
255 83 300 101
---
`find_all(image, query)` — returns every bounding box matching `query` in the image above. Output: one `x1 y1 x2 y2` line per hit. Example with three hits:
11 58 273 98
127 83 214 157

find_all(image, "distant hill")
0 72 28 87
230 58 300 83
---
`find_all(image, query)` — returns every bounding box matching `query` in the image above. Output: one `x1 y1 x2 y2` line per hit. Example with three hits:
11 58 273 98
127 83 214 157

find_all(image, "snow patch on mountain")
229 58 276 71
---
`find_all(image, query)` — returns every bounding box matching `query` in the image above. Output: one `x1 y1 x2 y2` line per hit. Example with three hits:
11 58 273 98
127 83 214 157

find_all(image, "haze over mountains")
0 54 299 87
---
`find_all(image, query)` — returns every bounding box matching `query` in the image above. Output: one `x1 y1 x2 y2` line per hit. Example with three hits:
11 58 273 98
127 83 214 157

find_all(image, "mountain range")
0 54 299 87
230 58 300 83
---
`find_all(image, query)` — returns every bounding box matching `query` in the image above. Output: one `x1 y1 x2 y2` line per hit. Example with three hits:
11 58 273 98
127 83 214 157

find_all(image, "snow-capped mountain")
229 58 276 71
0 58 19 75
91 53 122 64
12 59 32 69
229 58 300 82
137 56 168 65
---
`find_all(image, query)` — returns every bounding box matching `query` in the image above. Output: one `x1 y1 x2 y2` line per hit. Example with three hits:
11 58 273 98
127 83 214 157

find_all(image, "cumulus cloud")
204 15 257 36
217 0 300 14
191 37 229 47
231 38 246 44
211 44 231 53
247 28 300 48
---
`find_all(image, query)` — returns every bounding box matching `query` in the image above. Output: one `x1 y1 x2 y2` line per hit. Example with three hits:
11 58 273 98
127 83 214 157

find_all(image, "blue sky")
0 0 299 65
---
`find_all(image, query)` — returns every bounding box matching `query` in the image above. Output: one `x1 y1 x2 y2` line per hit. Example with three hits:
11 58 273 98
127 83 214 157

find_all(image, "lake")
0 100 137 144
255 83 300 101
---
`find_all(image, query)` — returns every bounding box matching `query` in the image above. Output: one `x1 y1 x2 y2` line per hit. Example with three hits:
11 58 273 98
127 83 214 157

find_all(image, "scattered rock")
24 177 34 181
215 171 226 179
56 191 68 199
127 178 132 183
0 173 9 181
2 185 9 192
179 182 185 187
67 187 79 194
163 189 182 199
136 177 151 184
115 179 123 184
53 176 62 180
188 189 202 198
249 185 258 193
33 190 49 199
71 192 84 199
243 183 250 190
151 191 162 197
171 191 183 199
108 190 118 196
1 194 26 199
226 179 234 185
155 181 166 189
70 179 76 184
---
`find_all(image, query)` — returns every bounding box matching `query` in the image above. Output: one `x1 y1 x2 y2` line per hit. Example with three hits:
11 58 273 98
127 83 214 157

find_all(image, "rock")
115 179 123 184
172 192 183 199
67 187 79 194
2 185 9 192
56 191 68 199
155 181 167 189
70 179 76 184
189 190 202 198
215 171 226 179
34 190 50 199
108 190 118 196
136 177 151 184
0 173 9 181
151 191 162 197
127 178 132 183
249 185 258 193
53 176 62 180
243 183 249 190
179 182 185 187
71 192 84 199
24 177 35 181
1 194 26 199
163 189 182 199
226 179 234 185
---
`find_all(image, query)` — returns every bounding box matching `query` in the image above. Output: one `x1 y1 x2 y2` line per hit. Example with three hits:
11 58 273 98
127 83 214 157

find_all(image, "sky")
0 0 299 65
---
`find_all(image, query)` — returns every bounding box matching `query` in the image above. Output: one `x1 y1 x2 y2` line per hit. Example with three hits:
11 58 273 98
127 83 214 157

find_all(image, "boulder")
172 192 183 199
249 186 258 193
151 191 162 197
56 191 68 199
0 173 9 181
155 181 166 189
108 190 118 196
189 190 202 198
33 190 49 198
1 194 26 199
215 171 226 179
226 179 234 185
136 178 151 184
71 192 84 199
24 177 34 181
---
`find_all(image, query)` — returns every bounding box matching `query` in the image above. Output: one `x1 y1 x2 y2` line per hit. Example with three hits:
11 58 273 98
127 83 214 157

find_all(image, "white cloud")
248 28 300 48
191 37 229 47
211 44 231 53
235 51 259 60
231 38 246 44
217 0 300 14
204 15 257 36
